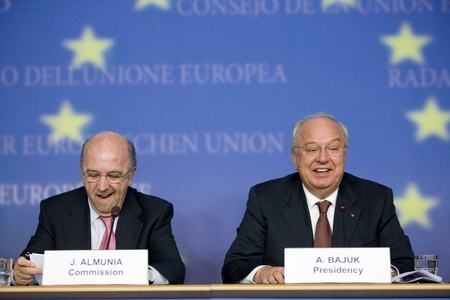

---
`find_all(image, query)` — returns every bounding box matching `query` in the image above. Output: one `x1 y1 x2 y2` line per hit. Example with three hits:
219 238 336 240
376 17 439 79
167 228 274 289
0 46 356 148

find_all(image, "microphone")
106 206 120 250
111 205 120 219
339 206 346 246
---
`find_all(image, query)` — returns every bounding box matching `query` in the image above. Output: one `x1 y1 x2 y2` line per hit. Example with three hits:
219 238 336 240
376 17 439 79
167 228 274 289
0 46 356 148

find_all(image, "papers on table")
392 270 443 283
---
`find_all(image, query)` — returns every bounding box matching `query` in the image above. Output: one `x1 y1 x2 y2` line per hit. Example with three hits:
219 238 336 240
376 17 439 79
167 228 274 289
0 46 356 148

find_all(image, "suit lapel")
64 188 91 250
115 189 143 249
332 178 361 247
283 180 314 247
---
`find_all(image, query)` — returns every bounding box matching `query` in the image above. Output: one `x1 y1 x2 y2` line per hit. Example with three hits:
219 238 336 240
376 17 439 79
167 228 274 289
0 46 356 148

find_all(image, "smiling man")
13 131 185 285
222 112 414 284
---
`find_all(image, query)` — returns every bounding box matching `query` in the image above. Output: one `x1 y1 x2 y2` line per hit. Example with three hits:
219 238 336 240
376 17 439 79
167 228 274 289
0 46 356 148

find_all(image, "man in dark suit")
13 131 185 285
222 113 414 284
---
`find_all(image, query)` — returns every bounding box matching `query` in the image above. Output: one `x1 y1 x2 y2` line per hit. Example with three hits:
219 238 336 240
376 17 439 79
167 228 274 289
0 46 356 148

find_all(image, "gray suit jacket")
21 186 185 284
222 172 414 283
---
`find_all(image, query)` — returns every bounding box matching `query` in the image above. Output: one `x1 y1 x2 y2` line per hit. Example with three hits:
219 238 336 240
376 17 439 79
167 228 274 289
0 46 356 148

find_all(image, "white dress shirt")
303 184 338 237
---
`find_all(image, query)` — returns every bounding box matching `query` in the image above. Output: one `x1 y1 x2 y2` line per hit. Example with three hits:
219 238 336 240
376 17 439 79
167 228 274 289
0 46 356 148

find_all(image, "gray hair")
290 112 349 152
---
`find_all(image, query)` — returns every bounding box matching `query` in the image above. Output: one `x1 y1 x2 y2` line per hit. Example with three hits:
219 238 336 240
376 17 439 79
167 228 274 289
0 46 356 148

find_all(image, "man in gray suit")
13 131 185 285
222 112 414 284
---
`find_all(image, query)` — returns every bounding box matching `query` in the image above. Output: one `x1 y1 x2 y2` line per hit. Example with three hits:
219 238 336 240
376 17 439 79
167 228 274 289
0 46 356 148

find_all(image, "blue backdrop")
1 0 449 284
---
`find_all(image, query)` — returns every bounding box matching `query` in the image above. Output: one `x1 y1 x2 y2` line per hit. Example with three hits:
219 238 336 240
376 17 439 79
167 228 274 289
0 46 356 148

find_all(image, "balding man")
13 131 185 285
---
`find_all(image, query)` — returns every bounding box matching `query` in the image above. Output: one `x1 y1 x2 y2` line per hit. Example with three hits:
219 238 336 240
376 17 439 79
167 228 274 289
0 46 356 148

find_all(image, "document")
391 270 443 283
29 253 44 285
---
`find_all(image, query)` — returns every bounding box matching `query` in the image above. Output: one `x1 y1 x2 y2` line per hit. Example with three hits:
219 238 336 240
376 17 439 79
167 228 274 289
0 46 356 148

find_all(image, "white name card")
285 247 391 283
42 250 148 285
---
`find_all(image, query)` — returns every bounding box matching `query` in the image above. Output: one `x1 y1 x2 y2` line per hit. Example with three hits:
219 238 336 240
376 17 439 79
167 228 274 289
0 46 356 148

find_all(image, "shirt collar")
302 184 339 210
88 199 100 225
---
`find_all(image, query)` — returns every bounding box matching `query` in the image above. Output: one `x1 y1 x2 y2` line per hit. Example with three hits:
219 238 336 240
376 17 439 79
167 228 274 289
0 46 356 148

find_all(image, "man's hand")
13 256 42 286
253 266 285 284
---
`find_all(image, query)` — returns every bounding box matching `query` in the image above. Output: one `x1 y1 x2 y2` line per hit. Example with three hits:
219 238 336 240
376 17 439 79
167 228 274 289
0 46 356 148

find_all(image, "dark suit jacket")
222 172 414 283
21 186 185 284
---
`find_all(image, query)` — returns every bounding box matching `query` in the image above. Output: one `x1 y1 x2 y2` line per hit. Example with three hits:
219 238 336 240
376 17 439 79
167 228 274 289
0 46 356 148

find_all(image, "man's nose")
97 175 110 190
317 147 329 161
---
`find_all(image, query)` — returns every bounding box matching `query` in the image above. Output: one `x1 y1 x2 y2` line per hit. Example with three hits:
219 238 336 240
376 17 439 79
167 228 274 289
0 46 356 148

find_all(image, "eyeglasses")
294 144 347 157
82 167 134 184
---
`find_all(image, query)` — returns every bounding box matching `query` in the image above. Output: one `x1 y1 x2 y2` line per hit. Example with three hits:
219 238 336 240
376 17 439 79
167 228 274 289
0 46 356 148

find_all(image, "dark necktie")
99 216 116 250
314 200 332 248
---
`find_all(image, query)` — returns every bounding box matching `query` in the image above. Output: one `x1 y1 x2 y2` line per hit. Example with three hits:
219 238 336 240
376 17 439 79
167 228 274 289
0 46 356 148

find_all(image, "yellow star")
380 22 432 65
394 184 438 228
63 26 114 69
135 0 170 10
406 97 450 141
41 101 93 145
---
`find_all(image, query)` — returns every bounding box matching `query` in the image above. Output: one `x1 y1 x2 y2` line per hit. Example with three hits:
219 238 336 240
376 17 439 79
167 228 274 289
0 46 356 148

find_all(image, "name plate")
42 250 148 285
285 247 391 283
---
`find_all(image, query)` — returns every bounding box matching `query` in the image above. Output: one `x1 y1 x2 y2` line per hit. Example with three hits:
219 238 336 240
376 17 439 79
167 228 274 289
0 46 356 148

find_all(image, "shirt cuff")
239 265 270 284
149 265 169 285
391 265 400 277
